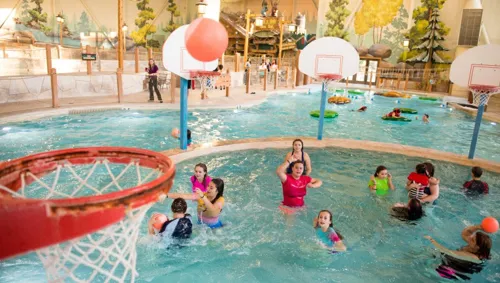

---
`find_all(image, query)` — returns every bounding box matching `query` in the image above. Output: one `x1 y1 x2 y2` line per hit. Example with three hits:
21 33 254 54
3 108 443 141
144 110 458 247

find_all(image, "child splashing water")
313 210 346 252
191 163 211 193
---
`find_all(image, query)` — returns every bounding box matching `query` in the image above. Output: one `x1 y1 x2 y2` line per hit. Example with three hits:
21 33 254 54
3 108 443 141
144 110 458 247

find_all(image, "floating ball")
482 217 499 233
185 18 229 62
171 128 180 138
151 213 168 230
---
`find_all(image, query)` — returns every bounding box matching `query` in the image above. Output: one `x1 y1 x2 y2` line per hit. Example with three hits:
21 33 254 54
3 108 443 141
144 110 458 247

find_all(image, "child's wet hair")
171 198 187 213
374 165 387 177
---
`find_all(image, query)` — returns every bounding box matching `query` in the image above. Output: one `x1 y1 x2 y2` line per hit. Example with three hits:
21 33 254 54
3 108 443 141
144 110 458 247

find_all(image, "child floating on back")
313 210 346 252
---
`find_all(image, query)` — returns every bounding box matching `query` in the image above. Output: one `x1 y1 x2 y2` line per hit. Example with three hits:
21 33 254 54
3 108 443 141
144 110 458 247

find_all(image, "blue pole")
317 81 327 140
179 78 188 150
468 104 484 159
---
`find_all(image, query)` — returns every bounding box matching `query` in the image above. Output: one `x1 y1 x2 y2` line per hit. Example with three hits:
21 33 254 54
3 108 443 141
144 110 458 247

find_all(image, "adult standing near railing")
146 59 163 103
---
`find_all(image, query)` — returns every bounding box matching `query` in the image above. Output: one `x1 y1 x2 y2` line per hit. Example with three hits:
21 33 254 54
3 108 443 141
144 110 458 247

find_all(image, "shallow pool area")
1 91 499 163
1 148 499 282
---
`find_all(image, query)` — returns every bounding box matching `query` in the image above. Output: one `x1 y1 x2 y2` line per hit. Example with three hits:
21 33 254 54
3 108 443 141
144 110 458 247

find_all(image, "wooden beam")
243 9 251 65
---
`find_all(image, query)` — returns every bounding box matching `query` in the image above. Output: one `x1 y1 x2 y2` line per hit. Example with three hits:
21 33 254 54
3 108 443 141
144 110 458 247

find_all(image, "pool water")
0 91 499 162
1 148 499 282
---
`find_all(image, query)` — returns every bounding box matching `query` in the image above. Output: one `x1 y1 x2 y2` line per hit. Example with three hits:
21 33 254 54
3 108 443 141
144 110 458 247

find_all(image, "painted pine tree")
78 12 92 33
407 8 447 64
380 4 409 63
131 0 159 47
27 0 49 32
20 0 31 24
324 0 349 39
163 0 181 33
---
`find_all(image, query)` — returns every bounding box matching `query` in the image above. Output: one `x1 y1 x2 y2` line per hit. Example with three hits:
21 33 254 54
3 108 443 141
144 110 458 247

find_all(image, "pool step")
68 107 131 115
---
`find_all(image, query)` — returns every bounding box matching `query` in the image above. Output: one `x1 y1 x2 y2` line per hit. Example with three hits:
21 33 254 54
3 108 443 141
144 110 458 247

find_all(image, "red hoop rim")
469 85 500 93
0 147 175 260
318 74 343 81
189 70 220 78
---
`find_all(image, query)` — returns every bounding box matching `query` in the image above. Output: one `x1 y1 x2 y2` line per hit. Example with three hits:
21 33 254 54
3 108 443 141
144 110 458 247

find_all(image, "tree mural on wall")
380 4 409 63
163 0 181 33
354 0 402 45
26 0 50 32
405 0 450 65
131 0 159 48
354 10 369 46
20 0 31 24
407 8 448 64
323 0 349 40
77 12 95 34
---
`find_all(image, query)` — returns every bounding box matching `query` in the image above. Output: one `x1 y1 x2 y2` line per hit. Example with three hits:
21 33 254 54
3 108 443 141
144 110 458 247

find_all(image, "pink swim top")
281 174 312 207
190 175 212 193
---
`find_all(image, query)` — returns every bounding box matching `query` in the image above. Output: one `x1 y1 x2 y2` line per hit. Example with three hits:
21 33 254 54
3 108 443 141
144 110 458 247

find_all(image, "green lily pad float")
310 110 339 118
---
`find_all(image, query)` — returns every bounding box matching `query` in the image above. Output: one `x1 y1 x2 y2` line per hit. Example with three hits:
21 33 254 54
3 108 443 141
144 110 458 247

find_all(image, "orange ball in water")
171 128 180 138
185 18 228 62
151 213 168 230
481 217 499 233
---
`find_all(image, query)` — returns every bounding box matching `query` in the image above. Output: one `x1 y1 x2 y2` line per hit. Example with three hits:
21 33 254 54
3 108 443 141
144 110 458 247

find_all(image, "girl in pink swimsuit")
190 163 211 193
276 159 322 212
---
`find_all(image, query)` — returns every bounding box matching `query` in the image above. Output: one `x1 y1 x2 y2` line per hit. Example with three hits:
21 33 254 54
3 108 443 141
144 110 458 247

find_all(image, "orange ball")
185 18 228 62
171 128 180 138
151 213 168 230
481 217 499 233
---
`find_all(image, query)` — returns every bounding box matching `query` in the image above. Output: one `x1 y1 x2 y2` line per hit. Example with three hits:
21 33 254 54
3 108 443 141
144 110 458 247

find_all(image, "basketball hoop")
0 147 175 282
318 74 343 92
190 70 220 97
470 85 500 106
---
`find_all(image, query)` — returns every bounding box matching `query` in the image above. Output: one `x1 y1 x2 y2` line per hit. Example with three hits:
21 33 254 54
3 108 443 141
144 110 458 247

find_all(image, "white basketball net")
471 86 500 106
0 159 163 283
320 76 342 93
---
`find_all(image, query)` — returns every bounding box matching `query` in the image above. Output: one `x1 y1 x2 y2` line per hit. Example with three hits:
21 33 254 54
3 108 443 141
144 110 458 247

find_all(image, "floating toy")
335 89 345 93
381 91 411 98
328 96 351 104
381 116 412 122
310 110 338 119
419 96 439 101
348 89 365 95
396 108 418 114
482 217 499 233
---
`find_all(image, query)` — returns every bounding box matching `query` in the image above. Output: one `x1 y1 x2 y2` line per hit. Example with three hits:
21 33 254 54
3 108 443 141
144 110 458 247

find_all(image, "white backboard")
162 25 218 80
450 44 500 88
299 37 359 79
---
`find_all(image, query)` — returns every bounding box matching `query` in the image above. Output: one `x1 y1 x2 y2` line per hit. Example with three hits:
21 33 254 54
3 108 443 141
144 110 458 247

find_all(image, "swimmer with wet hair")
313 210 346 252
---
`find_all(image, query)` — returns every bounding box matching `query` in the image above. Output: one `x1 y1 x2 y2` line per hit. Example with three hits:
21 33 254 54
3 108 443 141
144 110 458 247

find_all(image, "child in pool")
313 210 346 252
172 128 192 146
406 163 429 199
368 165 395 195
463 166 489 195
416 114 430 123
147 198 193 239
190 163 212 193
384 108 401 118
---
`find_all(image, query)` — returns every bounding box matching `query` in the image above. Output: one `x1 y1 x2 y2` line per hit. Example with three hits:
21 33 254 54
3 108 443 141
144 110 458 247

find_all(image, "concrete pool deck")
161 137 500 174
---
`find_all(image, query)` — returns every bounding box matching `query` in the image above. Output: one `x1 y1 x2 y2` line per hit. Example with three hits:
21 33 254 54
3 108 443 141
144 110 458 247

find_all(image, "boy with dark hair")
148 198 193 239
463 166 489 195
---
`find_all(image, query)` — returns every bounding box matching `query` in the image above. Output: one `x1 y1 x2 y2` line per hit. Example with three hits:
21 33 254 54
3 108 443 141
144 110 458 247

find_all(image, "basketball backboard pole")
317 83 328 140
180 78 188 150
468 104 484 159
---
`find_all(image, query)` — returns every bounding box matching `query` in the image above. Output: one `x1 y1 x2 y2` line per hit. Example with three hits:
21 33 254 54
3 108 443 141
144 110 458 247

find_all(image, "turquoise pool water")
1 148 499 282
0 91 499 162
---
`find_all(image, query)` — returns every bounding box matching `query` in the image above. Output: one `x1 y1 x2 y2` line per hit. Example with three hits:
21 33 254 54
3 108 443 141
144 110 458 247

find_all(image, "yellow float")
381 91 411 99
328 96 351 104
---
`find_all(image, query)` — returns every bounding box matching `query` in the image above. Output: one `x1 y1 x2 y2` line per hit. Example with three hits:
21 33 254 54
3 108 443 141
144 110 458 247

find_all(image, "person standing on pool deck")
146 59 163 103
276 160 322 210
283 139 312 175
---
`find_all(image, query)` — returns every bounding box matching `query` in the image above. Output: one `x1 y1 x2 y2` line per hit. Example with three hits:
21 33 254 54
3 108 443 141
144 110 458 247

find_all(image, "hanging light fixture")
196 0 208 16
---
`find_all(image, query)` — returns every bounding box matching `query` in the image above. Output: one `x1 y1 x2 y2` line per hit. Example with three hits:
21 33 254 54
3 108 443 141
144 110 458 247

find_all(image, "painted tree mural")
77 11 95 34
354 10 370 46
354 0 402 44
407 8 447 64
380 4 409 63
20 0 31 23
26 0 50 32
131 0 159 47
405 0 450 64
323 0 349 40
163 0 181 33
